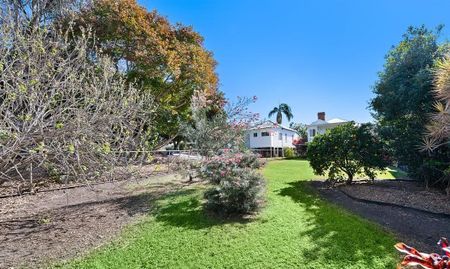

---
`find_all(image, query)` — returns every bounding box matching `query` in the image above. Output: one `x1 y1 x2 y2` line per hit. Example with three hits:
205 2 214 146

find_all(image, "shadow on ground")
0 178 192 268
278 180 396 267
152 189 251 230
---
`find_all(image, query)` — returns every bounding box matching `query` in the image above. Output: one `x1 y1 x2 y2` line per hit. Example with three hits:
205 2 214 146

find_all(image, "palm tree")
268 103 293 124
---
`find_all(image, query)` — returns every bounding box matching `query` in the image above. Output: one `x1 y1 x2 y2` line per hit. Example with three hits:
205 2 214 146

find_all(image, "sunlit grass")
57 160 398 269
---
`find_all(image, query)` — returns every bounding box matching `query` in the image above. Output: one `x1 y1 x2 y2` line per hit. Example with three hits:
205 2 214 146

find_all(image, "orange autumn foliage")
66 0 223 135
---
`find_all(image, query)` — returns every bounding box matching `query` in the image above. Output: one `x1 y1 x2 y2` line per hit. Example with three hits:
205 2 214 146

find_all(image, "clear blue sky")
139 0 450 124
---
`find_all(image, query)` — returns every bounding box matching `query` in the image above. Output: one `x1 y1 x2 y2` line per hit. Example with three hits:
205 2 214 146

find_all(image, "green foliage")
268 103 293 124
307 123 388 184
283 147 296 159
289 122 307 139
370 25 450 177
68 0 225 140
200 152 265 215
204 168 265 215
59 160 397 269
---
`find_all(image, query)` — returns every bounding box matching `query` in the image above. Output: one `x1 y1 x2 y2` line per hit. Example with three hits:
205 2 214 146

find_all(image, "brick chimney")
317 112 325 121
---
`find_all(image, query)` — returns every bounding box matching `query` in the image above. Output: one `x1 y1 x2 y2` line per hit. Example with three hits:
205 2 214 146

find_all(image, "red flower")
395 238 450 269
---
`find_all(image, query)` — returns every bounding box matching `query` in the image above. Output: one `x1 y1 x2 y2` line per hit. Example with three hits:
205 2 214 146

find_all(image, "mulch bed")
339 180 450 215
0 171 191 269
311 180 450 253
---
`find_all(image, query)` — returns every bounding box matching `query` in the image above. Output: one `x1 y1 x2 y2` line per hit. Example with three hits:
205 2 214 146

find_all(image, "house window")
285 134 287 142
253 132 258 137
261 132 270 137
309 129 316 137
278 133 282 140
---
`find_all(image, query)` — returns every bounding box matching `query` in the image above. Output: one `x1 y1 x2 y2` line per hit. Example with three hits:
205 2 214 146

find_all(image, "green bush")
307 123 388 185
283 148 296 159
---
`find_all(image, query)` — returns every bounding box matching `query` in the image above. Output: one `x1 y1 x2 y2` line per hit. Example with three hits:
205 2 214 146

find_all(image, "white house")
246 120 298 157
306 112 350 142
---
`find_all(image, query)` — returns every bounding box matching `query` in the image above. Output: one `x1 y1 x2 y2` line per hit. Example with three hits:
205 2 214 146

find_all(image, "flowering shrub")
396 238 450 268
199 152 262 184
204 168 265 215
200 152 265 215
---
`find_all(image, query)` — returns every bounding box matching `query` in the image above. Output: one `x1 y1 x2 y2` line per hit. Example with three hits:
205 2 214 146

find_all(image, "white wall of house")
307 125 334 142
247 127 297 148
306 112 350 142
248 127 273 148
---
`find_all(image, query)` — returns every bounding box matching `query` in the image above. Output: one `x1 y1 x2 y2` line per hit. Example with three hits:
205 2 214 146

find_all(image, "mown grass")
57 160 398 269
376 166 408 180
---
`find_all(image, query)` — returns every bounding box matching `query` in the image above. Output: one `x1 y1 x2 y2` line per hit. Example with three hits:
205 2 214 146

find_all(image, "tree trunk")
277 112 282 124
346 173 354 185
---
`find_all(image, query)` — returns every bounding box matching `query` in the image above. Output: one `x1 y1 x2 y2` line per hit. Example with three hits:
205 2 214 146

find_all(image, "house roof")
307 118 349 127
248 120 297 132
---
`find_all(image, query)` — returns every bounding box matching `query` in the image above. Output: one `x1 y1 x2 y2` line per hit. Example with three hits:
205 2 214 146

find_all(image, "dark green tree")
307 123 388 185
268 103 293 124
370 25 450 177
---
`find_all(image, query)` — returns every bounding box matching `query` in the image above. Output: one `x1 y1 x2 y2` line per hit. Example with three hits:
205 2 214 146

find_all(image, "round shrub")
283 148 296 159
307 122 388 185
204 168 265 215
199 152 266 215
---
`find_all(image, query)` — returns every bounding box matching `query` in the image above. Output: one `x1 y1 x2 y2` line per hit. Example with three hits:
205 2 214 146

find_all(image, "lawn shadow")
152 189 252 230
278 180 397 267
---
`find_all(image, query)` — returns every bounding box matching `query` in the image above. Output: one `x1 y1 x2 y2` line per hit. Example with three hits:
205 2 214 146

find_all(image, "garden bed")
0 170 191 269
339 180 450 215
312 180 450 252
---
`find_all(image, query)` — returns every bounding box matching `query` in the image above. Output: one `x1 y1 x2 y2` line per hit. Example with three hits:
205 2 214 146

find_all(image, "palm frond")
268 107 279 118
279 103 293 121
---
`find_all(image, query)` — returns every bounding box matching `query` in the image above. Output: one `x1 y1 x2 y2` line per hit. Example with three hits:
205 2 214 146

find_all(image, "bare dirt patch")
0 170 191 269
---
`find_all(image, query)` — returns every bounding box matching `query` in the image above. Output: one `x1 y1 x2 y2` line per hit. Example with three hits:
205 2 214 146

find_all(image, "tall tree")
370 25 449 177
65 0 224 142
268 103 293 124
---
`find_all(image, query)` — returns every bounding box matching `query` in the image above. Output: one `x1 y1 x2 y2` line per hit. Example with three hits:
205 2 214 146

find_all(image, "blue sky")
139 0 450 124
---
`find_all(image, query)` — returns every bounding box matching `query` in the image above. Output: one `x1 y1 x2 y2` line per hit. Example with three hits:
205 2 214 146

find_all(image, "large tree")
307 123 388 185
65 0 224 142
370 25 449 177
268 103 293 124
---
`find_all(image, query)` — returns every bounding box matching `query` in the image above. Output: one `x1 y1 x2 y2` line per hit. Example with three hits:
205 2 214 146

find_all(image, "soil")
0 170 191 269
311 180 450 253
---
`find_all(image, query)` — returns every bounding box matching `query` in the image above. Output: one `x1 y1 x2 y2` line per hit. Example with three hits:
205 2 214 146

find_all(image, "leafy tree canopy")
370 25 450 176
307 123 388 184
65 0 224 140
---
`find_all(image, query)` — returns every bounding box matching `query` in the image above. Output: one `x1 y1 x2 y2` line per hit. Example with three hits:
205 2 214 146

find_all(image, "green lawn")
372 166 407 180
58 160 398 269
